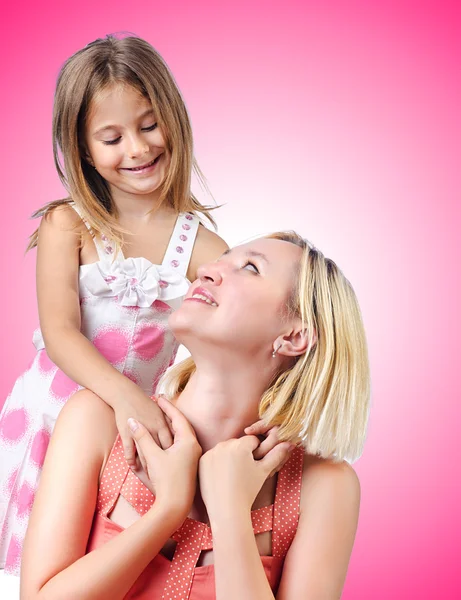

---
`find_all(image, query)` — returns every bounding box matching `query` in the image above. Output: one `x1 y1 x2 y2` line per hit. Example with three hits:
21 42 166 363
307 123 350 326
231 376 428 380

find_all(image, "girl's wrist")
103 375 139 408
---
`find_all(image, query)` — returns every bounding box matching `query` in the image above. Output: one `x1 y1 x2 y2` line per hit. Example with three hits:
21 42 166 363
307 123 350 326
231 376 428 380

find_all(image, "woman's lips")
185 286 218 307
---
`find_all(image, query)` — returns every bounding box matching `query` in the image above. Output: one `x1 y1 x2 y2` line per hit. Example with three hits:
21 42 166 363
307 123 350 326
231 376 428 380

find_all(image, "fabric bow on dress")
81 257 190 307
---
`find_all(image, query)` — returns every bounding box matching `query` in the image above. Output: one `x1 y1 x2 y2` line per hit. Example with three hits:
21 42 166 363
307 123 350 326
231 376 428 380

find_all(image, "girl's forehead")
86 84 151 125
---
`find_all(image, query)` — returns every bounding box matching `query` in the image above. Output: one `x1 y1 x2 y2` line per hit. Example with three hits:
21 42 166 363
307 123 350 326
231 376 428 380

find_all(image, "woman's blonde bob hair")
163 231 370 463
28 34 215 250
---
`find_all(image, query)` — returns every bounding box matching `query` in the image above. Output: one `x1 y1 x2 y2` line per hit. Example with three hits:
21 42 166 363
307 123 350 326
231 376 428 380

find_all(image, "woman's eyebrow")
218 248 268 263
246 250 268 263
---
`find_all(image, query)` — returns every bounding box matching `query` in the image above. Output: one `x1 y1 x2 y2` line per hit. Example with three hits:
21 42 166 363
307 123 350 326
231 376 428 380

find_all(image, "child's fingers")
252 428 281 460
122 434 138 468
157 425 173 450
156 396 195 439
127 418 161 466
134 442 147 473
259 442 293 478
244 420 277 437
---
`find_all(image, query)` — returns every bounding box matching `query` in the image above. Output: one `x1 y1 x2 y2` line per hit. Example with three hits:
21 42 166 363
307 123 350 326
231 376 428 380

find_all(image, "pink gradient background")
1 1 460 597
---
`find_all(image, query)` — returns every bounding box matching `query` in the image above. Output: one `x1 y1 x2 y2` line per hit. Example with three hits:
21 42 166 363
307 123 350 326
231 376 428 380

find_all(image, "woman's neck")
174 358 274 453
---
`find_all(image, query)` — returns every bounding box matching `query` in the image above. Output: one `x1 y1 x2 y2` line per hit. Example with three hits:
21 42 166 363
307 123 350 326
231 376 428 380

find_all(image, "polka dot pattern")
273 447 304 558
0 210 201 575
95 437 304 599
0 408 28 444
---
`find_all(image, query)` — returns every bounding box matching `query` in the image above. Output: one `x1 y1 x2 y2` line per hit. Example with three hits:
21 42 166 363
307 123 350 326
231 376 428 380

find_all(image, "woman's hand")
199 436 293 523
113 382 174 468
128 396 202 518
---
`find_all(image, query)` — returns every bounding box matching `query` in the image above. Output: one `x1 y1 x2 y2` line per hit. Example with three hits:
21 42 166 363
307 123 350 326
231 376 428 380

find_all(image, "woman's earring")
272 344 282 358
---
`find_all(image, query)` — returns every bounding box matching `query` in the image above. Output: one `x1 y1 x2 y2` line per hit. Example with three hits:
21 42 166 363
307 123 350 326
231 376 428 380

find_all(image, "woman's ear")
274 321 317 358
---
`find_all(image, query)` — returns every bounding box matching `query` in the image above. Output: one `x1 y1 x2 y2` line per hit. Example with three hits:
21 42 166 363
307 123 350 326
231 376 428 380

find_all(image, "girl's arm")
21 391 192 600
187 225 229 281
36 205 173 461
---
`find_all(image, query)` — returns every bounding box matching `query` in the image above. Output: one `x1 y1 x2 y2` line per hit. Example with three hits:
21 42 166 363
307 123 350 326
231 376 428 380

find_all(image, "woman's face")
169 238 302 356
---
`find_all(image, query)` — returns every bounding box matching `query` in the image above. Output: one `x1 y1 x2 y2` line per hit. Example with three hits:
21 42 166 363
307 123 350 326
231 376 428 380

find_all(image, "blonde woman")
21 232 370 599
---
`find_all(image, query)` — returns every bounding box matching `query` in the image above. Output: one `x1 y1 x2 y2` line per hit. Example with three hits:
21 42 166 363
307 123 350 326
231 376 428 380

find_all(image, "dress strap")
162 213 200 279
68 202 111 263
97 436 132 517
272 447 304 558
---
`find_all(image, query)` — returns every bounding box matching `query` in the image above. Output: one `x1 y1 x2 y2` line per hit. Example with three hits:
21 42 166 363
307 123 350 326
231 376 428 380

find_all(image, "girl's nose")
127 135 149 159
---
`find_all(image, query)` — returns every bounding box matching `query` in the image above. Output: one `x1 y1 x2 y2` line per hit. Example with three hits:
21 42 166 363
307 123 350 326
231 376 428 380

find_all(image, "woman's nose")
197 261 223 285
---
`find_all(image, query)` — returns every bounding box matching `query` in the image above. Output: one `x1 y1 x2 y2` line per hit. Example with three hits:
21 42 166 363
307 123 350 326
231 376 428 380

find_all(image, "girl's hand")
113 384 174 468
128 397 202 518
199 436 293 522
244 420 294 470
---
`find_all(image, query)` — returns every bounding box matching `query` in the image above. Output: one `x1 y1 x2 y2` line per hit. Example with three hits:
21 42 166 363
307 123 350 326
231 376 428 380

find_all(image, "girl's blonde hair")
28 34 215 250
163 232 370 463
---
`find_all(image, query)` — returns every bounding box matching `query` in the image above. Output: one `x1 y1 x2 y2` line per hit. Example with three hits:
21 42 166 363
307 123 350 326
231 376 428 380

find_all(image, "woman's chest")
109 475 277 567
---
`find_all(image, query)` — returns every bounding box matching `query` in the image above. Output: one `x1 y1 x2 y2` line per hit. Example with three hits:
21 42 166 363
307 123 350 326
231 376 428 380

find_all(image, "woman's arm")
36 205 173 460
211 508 275 600
202 441 360 600
199 436 292 600
21 390 186 600
276 457 361 600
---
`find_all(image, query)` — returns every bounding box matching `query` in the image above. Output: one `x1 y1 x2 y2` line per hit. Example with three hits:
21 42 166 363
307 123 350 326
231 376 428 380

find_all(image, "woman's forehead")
232 238 302 263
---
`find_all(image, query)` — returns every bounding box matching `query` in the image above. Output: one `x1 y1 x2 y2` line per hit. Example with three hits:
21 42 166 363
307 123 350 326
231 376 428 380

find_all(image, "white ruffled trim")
80 257 189 307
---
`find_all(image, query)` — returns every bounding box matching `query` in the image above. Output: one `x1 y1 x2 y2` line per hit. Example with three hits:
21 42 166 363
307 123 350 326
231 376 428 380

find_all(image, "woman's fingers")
239 435 261 454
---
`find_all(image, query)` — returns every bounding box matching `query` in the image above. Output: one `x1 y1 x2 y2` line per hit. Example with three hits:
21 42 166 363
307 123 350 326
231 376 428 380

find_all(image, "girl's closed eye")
102 123 157 145
103 136 122 146
242 261 259 274
142 123 158 132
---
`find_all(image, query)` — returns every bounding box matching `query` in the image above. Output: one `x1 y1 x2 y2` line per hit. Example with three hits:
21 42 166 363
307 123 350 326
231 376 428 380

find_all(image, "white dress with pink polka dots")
0 206 200 575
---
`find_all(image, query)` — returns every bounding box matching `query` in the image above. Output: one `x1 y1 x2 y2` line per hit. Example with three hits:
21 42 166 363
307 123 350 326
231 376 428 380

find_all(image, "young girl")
21 232 370 599
0 34 228 575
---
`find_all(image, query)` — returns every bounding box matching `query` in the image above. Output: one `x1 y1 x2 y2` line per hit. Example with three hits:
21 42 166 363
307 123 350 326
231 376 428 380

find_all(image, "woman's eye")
102 137 121 145
142 123 158 132
242 261 259 274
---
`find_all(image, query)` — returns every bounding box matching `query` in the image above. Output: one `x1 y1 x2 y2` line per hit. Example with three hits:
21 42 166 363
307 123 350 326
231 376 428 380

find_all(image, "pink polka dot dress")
86 436 304 598
0 205 200 575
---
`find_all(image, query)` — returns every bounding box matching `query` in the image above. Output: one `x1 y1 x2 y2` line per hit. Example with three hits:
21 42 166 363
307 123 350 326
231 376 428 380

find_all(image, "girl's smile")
119 154 164 176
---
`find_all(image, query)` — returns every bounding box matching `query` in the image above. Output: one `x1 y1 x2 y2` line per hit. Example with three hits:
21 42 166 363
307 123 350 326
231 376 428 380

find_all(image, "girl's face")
84 84 170 201
170 238 302 357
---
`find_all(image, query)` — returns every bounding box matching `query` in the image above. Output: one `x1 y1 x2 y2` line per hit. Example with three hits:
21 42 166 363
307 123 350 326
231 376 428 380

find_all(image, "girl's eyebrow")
93 109 155 136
